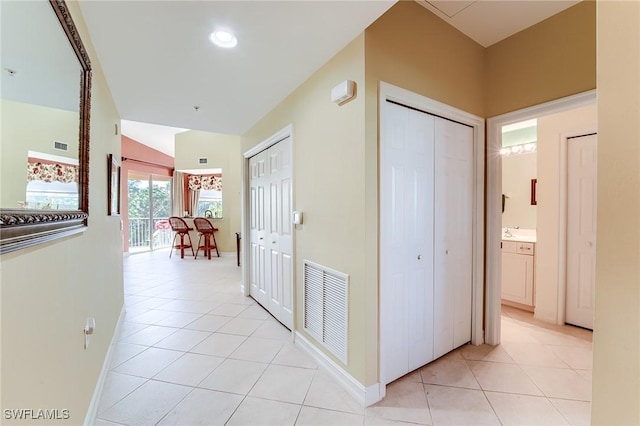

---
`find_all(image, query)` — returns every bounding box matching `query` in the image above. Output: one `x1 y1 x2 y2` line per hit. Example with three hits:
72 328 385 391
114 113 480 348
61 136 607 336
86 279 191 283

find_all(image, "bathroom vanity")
501 234 536 311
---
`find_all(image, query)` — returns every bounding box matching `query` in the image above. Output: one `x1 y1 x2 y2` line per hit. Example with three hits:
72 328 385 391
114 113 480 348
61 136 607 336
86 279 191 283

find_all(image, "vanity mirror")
0 0 91 254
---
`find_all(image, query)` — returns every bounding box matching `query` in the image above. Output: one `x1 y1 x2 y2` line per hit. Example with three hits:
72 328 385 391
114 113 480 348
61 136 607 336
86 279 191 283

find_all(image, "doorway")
486 90 597 344
127 172 172 252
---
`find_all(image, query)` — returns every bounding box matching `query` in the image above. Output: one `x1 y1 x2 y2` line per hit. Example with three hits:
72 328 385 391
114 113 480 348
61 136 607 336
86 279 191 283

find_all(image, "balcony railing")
129 217 173 250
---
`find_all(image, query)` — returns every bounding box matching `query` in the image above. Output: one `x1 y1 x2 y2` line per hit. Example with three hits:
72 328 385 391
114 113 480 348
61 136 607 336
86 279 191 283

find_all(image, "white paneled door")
566 133 597 330
381 101 473 385
434 117 473 358
381 101 435 383
249 137 293 329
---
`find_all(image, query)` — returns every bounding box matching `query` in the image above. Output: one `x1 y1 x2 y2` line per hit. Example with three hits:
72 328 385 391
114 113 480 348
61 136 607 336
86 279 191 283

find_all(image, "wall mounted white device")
292 211 303 225
331 80 356 104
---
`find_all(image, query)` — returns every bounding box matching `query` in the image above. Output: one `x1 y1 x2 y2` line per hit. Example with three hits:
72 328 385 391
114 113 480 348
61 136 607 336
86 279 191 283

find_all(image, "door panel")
249 137 293 329
434 117 473 357
566 134 597 329
381 102 435 383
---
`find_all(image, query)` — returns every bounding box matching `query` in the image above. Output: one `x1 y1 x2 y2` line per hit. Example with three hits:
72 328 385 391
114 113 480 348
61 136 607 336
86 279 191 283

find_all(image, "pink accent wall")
121 135 174 252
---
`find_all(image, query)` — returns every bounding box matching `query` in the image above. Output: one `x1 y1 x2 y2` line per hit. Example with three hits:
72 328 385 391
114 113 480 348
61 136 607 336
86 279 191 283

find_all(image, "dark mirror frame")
0 0 91 254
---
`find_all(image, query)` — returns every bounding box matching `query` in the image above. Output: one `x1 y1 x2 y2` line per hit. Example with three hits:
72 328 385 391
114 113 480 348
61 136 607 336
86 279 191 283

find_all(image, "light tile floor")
96 251 592 425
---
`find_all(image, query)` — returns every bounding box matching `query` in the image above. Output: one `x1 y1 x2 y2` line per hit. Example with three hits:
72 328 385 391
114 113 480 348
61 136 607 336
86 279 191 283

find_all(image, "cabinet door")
501 252 534 306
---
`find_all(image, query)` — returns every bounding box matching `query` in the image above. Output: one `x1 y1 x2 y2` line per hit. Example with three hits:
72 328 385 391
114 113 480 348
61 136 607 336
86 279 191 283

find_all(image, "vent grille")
198 157 208 164
303 260 348 363
53 140 68 151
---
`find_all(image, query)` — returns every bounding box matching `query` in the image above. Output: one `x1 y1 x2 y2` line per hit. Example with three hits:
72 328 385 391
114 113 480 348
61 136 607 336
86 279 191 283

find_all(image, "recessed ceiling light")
209 30 237 48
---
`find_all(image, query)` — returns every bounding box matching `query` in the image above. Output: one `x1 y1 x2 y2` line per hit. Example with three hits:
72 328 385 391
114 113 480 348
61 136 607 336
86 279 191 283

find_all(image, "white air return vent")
198 157 208 165
303 260 349 363
53 140 68 151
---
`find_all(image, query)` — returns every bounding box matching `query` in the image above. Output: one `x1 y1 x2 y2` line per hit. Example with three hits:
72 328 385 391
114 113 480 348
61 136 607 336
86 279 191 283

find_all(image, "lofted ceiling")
76 0 582 153
78 1 396 138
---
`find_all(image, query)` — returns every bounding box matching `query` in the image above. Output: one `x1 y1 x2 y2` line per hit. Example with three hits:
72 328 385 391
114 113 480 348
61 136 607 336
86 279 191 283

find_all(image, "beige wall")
0 1 124 424
242 35 368 382
175 131 241 253
365 1 485 118
502 153 537 230
485 1 596 118
592 1 640 423
1 100 78 207
534 104 596 324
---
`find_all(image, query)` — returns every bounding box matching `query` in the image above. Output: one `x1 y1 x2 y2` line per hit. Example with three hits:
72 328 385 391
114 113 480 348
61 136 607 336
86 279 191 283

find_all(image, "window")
188 173 223 218
197 188 222 218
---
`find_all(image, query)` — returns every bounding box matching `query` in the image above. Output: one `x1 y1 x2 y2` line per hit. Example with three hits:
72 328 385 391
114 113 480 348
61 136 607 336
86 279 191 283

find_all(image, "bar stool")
168 216 194 259
193 217 220 260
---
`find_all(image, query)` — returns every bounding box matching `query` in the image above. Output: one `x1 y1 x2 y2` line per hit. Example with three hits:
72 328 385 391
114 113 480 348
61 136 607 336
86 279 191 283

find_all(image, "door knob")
417 254 422 260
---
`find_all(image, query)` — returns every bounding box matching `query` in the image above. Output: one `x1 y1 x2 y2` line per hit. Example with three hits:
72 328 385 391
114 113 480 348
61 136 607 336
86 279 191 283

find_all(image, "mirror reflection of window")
26 180 78 210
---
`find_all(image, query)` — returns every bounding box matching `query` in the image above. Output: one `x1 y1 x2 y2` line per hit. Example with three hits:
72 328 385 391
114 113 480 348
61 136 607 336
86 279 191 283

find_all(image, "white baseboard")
84 306 126 426
294 332 382 407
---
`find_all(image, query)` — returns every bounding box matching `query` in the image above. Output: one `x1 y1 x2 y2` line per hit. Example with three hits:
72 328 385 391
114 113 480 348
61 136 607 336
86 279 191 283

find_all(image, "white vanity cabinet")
501 240 535 309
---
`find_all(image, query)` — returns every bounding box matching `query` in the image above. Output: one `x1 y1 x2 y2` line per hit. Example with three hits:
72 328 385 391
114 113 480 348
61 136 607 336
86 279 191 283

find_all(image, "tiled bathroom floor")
95 251 592 425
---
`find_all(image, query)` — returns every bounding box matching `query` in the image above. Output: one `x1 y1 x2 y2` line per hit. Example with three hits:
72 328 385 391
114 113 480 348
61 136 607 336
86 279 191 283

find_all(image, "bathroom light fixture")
209 30 237 48
501 142 537 157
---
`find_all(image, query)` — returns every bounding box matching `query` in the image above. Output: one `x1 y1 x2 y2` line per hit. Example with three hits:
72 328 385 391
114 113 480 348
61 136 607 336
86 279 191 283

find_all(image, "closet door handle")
417 254 422 260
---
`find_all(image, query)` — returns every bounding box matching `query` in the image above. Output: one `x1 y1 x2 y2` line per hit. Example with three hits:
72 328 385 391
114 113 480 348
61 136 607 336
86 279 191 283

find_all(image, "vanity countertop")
502 235 537 243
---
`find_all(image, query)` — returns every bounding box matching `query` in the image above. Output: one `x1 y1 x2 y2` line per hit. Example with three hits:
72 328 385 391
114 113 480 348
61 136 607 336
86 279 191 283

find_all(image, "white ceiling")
1 1 81 112
77 0 582 154
418 0 580 47
78 1 396 137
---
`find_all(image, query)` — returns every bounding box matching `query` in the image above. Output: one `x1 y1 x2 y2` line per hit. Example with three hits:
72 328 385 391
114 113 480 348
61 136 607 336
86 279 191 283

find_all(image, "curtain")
27 162 77 183
189 188 200 217
188 174 222 191
171 171 185 217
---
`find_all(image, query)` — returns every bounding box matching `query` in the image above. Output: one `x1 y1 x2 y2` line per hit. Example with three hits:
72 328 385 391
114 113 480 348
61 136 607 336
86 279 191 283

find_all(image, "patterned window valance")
188 175 222 191
27 161 77 184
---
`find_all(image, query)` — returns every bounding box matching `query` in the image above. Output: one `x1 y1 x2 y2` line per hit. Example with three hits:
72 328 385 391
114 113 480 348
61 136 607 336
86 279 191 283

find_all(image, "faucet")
504 227 513 237
204 210 213 218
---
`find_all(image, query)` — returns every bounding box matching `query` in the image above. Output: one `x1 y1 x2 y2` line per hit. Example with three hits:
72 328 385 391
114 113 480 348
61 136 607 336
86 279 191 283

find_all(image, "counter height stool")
194 217 220 260
168 216 195 259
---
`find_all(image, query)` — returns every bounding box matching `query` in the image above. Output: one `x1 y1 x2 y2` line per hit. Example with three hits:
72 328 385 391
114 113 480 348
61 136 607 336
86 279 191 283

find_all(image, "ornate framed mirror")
0 0 91 254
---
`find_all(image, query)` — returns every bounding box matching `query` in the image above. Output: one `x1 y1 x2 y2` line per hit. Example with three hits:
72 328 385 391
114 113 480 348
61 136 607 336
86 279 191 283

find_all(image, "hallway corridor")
95 251 591 425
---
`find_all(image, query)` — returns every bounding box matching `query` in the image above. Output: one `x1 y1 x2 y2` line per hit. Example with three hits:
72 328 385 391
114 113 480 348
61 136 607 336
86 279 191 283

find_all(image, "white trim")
378 82 485 384
243 124 293 159
294 331 381 406
83 307 126 426
485 90 597 343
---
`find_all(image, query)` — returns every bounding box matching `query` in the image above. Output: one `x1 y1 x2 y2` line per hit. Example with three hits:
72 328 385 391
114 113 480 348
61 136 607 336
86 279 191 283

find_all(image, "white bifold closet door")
249 137 293 329
381 101 473 385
